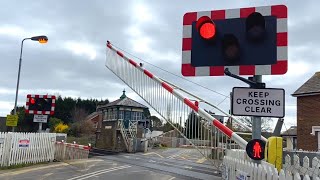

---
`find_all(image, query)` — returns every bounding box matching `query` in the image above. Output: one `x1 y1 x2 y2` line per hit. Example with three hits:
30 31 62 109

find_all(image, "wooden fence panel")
0 132 58 167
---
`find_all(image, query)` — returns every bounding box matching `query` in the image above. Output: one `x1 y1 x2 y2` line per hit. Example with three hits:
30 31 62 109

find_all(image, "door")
124 111 131 129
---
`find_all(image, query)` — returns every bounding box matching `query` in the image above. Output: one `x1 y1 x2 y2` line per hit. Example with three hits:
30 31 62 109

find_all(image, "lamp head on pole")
31 35 48 44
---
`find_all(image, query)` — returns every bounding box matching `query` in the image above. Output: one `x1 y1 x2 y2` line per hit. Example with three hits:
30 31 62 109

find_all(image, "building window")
107 109 112 120
293 137 297 150
119 111 124 120
103 111 108 120
132 112 142 121
112 111 117 120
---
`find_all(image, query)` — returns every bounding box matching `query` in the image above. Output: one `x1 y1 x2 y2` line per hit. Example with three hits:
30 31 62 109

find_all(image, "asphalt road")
0 148 222 180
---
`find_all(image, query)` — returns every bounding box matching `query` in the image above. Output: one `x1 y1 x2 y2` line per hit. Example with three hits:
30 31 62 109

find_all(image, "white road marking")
168 177 176 180
67 165 131 180
43 173 53 177
184 166 192 169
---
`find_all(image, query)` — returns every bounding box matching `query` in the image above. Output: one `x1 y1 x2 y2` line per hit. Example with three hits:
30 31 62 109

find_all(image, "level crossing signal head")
25 95 56 115
181 5 288 76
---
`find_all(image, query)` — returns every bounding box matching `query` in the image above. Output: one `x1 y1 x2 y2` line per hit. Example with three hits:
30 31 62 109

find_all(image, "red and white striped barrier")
106 41 248 149
54 141 90 161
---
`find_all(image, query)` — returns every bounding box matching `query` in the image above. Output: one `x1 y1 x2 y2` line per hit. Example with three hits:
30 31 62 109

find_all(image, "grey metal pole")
252 75 262 164
38 122 42 132
13 38 30 132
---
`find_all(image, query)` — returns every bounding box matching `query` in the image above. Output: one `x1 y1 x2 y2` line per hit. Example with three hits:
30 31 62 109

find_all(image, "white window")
107 109 112 120
112 111 117 119
119 111 124 120
132 112 142 121
103 111 108 120
137 112 142 120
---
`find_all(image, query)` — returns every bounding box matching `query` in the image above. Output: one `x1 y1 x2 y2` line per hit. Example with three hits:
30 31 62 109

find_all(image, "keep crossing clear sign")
231 87 285 118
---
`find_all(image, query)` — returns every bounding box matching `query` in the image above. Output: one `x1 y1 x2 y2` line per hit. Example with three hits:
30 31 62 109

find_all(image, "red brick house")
85 111 101 129
292 72 320 151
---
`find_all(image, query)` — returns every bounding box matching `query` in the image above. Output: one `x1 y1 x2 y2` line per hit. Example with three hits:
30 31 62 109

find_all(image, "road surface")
0 148 221 180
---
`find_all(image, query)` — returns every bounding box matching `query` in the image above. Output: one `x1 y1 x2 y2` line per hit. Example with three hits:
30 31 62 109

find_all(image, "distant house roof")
85 111 101 122
292 72 320 97
281 126 297 137
98 90 148 110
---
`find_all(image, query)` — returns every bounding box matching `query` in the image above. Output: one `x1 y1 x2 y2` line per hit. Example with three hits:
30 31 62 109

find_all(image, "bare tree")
234 116 273 132
71 107 89 122
70 107 95 137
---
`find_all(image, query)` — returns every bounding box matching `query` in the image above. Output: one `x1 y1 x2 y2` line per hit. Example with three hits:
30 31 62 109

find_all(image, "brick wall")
96 121 117 150
297 95 320 151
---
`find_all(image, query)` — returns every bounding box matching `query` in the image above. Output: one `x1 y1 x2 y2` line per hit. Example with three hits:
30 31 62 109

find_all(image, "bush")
54 123 69 133
68 121 95 137
48 117 63 132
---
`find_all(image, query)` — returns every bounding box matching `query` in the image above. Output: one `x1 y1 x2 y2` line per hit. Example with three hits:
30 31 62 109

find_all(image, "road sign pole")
252 75 262 164
38 122 42 133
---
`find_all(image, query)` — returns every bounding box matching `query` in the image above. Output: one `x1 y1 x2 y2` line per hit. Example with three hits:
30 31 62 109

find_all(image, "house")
292 71 320 151
281 126 297 150
85 111 101 129
94 90 150 152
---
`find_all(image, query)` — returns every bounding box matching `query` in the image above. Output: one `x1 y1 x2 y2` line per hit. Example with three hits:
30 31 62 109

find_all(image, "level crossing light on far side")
13 35 48 131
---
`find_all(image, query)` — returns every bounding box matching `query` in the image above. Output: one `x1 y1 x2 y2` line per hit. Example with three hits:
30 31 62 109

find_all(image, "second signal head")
196 16 216 41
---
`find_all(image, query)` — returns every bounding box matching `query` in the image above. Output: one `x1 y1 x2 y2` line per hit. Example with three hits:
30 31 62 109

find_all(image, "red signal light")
200 23 216 40
30 98 35 104
196 16 216 40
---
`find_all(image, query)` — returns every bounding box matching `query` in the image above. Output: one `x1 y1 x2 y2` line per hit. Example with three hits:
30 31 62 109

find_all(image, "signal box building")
292 72 320 151
93 90 150 152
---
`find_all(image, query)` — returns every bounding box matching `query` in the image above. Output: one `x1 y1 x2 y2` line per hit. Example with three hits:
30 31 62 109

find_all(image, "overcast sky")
0 0 318 131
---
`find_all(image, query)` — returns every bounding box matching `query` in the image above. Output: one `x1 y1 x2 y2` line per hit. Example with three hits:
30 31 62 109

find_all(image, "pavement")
0 148 222 180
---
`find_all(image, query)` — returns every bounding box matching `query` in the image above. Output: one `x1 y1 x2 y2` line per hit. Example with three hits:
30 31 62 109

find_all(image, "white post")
38 123 42 133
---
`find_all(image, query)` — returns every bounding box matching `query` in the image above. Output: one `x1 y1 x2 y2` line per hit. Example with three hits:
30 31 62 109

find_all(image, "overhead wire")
110 43 230 100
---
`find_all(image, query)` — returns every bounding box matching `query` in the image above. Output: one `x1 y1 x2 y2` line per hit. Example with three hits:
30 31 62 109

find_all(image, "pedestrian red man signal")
246 139 265 160
253 142 262 158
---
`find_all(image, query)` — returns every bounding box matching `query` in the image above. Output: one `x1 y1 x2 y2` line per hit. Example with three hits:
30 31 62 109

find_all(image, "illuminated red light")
200 23 216 40
30 98 35 104
196 16 216 40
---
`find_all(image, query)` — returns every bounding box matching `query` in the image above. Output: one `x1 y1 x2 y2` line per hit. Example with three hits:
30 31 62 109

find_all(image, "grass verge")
0 161 50 170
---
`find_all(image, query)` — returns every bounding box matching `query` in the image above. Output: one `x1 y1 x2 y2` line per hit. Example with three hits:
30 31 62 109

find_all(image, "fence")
223 149 320 180
54 141 90 161
283 154 320 179
0 132 56 167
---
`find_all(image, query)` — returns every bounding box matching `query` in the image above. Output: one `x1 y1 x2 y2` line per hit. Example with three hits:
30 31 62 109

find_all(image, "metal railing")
128 120 137 139
118 120 130 151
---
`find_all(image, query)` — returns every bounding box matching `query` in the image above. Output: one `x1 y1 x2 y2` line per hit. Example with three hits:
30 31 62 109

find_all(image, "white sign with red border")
18 138 30 148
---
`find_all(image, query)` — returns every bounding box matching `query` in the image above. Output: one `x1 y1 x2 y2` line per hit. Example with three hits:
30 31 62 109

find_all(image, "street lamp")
13 35 48 131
